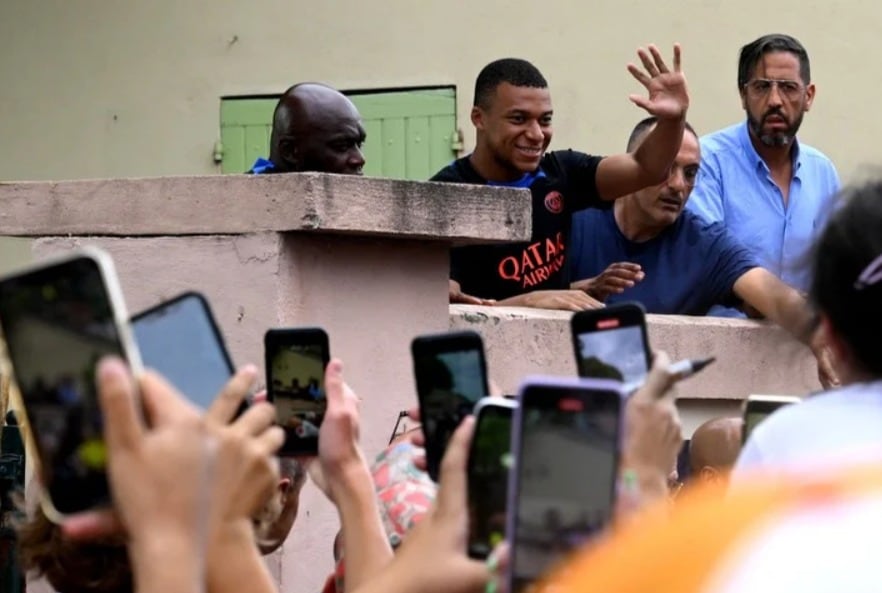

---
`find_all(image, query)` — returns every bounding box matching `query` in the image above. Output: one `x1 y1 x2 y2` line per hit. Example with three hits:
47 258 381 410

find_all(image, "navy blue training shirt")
568 208 759 315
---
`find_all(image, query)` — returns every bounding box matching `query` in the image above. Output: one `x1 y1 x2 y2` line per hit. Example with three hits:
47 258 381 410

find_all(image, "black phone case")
264 327 330 456
411 330 488 482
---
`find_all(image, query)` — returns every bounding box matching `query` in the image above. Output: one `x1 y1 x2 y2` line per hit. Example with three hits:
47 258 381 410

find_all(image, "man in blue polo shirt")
568 117 836 387
249 83 366 175
687 34 839 316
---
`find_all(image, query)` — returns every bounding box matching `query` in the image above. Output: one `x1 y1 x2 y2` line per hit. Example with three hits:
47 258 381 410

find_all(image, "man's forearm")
767 285 816 345
331 463 395 591
632 116 686 184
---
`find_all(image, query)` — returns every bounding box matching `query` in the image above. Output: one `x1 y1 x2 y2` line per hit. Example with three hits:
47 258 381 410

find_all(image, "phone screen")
511 385 621 592
266 330 329 455
576 325 648 384
413 341 487 480
132 294 233 409
0 256 125 514
468 403 514 559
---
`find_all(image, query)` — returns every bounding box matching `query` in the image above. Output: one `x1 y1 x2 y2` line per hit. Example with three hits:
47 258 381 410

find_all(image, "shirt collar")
249 157 276 174
487 168 547 188
738 120 802 176
461 153 547 187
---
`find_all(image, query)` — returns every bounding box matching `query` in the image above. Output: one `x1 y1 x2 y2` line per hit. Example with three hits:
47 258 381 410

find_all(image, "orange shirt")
536 465 882 593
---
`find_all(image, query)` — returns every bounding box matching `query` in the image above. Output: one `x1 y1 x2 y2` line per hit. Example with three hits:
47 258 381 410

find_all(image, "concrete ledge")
0 173 531 243
450 305 819 399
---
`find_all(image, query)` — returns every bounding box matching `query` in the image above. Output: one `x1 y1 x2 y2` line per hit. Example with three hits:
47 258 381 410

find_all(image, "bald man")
689 417 743 487
249 83 366 175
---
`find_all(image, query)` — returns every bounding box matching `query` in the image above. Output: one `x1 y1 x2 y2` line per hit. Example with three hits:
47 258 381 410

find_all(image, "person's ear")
804 82 816 112
471 106 485 132
279 137 301 170
278 476 292 498
818 313 848 372
699 466 720 484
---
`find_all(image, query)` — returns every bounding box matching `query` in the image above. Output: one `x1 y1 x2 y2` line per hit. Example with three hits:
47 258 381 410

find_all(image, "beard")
748 108 804 147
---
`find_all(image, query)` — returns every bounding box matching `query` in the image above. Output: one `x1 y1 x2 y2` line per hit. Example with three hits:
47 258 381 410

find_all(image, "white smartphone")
467 396 516 559
0 247 142 522
742 394 801 444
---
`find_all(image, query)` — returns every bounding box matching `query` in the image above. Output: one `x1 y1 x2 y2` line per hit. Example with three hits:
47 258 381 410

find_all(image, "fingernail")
97 357 126 381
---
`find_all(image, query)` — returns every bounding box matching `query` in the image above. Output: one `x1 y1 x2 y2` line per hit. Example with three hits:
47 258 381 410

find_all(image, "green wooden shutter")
219 100 275 173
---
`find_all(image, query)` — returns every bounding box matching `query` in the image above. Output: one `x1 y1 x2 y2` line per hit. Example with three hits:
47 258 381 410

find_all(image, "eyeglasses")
389 410 416 445
743 79 805 100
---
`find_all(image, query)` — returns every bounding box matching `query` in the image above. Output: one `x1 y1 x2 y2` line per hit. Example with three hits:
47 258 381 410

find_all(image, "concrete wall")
0 0 874 183
450 306 817 435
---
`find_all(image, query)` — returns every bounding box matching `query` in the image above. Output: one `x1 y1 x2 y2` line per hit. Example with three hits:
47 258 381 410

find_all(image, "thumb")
628 94 653 112
323 358 345 410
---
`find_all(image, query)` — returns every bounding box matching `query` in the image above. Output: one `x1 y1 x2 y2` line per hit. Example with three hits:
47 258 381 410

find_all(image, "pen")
623 356 716 394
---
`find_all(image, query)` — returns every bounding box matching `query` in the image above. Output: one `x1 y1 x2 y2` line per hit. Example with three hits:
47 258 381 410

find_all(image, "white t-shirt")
734 380 882 480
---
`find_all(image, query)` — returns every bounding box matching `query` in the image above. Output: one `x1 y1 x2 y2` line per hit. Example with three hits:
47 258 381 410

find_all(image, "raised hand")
627 44 689 120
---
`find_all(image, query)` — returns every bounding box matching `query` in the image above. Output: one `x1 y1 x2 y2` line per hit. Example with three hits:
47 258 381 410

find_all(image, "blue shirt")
688 121 840 294
568 208 759 315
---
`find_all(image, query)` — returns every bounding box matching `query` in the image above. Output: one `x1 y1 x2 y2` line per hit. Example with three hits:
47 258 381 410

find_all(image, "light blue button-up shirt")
688 121 840 314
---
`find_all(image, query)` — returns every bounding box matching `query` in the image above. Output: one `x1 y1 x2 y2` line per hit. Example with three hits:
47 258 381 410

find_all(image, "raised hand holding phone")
0 248 142 520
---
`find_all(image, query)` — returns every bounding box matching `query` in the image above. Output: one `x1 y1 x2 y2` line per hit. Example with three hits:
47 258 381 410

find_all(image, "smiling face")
740 51 815 148
628 129 701 227
471 82 553 180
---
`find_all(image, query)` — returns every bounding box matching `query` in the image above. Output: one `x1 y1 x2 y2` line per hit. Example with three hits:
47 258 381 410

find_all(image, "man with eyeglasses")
687 34 839 317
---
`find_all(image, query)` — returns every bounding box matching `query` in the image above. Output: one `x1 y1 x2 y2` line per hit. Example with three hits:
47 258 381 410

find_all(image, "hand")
627 43 689 120
315 359 368 501
621 352 683 502
812 340 840 390
63 365 283 542
571 263 644 301
390 417 488 593
450 279 496 306
203 366 285 529
520 289 605 311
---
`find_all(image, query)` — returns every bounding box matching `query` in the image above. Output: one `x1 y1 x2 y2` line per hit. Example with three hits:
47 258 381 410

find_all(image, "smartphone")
467 396 516 560
571 302 651 385
742 394 801 444
0 248 142 521
265 328 329 456
132 292 238 410
411 330 489 481
507 377 624 593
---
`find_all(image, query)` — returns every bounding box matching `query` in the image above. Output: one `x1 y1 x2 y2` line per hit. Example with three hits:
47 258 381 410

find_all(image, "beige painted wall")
0 0 873 182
